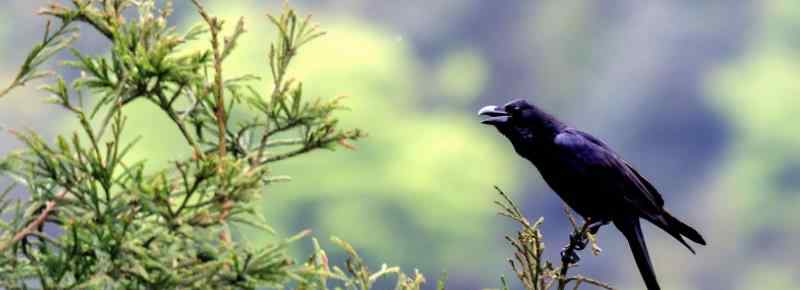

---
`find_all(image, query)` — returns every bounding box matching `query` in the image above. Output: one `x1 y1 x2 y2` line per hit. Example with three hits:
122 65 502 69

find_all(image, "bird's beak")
478 105 509 125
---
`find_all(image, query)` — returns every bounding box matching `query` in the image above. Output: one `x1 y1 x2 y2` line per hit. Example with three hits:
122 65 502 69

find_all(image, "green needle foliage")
0 1 444 289
0 1 619 290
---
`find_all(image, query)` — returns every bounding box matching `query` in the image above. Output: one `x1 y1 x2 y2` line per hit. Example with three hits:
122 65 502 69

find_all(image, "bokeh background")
2 1 799 289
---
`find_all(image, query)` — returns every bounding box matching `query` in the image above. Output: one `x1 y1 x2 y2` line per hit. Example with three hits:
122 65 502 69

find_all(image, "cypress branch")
0 1 617 289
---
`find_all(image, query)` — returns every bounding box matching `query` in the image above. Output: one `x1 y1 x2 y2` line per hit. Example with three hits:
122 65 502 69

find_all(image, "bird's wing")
554 129 664 211
571 129 664 207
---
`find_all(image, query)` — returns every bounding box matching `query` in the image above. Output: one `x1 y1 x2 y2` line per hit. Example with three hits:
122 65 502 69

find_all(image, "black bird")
479 99 705 290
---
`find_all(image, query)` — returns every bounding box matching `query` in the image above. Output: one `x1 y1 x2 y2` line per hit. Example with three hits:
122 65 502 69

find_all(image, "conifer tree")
0 1 427 289
0 1 613 289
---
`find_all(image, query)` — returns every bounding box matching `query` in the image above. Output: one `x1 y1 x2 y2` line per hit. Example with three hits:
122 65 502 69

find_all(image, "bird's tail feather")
646 211 706 254
615 218 660 290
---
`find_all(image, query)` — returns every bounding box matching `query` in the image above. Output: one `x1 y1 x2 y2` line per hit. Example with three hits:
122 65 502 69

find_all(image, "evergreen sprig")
0 1 402 289
0 1 618 289
494 187 614 290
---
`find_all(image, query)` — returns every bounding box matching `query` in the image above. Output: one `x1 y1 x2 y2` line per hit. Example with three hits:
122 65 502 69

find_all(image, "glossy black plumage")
479 99 706 290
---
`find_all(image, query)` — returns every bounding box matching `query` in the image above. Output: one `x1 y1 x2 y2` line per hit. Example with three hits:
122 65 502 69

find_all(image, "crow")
479 99 705 290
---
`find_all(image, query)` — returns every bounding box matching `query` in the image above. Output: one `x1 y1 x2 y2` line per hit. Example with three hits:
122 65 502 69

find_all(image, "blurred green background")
2 1 799 289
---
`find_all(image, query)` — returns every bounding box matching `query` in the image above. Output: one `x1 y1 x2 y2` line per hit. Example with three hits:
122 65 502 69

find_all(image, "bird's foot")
561 219 608 264
560 233 587 264
587 220 609 235
569 232 588 250
560 248 581 264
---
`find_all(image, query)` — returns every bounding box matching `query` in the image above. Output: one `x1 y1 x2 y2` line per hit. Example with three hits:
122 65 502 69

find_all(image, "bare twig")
566 276 615 290
0 190 67 252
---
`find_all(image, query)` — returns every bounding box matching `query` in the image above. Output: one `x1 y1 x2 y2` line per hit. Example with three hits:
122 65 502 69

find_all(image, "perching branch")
556 217 591 290
494 186 614 290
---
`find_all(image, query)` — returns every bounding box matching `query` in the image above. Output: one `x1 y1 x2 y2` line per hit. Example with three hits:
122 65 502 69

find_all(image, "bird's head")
478 99 565 141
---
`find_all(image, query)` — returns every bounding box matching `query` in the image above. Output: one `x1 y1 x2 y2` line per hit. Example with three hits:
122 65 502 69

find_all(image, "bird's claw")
569 232 589 250
560 248 581 264
587 220 609 235
588 224 602 235
573 240 587 250
560 231 590 264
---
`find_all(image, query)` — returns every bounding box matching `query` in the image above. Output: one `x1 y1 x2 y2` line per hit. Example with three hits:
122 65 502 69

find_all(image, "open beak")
478 105 509 125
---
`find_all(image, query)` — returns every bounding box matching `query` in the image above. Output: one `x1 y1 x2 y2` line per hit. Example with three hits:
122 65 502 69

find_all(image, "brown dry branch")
0 190 67 252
